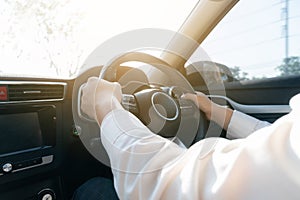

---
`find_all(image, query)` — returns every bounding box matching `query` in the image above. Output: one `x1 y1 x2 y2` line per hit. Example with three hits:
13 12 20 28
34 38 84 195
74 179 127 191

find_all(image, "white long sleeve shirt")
100 94 300 200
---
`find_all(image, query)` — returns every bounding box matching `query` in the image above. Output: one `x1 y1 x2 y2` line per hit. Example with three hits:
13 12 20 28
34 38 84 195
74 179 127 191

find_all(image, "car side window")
201 0 300 81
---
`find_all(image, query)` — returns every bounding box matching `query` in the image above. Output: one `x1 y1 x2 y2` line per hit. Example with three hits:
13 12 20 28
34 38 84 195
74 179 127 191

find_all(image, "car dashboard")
0 77 112 199
0 67 299 199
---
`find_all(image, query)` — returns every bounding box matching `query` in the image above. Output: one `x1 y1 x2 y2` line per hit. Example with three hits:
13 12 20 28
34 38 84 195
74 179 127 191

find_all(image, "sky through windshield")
0 0 299 79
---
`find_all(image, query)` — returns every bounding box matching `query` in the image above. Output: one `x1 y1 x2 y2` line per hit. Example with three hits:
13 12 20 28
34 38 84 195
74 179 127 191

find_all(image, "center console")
0 81 66 199
0 105 56 175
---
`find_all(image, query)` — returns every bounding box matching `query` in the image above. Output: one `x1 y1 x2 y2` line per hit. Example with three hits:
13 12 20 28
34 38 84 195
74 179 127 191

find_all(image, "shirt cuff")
227 110 270 139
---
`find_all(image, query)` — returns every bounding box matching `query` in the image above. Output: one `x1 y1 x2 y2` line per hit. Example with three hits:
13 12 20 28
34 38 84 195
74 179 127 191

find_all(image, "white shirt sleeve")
227 110 271 139
100 94 300 200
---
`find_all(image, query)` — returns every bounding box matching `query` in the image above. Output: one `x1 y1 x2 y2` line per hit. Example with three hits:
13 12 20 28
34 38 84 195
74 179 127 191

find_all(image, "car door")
223 75 300 123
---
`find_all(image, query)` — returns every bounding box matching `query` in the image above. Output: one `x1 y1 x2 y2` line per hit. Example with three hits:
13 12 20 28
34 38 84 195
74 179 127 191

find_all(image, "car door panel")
208 75 300 123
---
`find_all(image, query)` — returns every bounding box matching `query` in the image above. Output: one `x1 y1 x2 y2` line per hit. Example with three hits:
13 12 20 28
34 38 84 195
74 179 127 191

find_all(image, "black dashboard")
0 78 112 199
0 80 66 199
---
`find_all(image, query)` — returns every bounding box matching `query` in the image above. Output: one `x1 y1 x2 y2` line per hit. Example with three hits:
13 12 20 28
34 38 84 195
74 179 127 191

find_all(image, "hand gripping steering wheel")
72 51 208 164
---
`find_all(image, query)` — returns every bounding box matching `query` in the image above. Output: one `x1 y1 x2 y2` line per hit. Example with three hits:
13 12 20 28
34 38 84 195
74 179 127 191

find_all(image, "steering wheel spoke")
121 94 139 115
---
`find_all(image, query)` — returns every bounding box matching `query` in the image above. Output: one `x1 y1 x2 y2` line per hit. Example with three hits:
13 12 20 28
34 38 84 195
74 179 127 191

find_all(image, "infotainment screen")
0 112 43 155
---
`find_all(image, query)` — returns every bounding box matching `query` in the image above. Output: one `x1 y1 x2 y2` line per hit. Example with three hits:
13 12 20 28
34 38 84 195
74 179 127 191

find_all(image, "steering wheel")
72 51 208 164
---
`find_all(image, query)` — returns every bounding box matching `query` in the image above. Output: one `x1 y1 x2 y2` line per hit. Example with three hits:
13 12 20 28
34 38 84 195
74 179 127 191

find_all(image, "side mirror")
185 61 234 87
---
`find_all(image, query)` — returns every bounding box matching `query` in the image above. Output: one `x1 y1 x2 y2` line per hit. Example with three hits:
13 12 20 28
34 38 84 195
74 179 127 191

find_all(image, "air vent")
0 81 66 103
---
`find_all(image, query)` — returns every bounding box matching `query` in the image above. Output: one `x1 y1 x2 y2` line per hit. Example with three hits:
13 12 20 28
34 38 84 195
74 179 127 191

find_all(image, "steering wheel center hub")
151 92 179 121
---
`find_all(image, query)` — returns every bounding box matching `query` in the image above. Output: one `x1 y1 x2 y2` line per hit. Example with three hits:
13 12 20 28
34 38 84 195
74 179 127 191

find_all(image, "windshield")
201 0 300 79
1 0 299 79
0 0 198 79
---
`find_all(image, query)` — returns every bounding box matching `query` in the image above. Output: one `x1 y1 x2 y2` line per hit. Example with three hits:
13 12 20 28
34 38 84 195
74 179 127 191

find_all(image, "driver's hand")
181 92 233 130
81 77 123 125
181 92 213 120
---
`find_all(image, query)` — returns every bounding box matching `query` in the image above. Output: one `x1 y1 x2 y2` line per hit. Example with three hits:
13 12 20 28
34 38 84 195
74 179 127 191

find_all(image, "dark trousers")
73 177 119 200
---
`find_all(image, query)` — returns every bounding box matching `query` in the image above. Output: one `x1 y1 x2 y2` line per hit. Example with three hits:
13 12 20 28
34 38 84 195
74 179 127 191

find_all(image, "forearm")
227 110 270 139
209 103 233 131
210 103 271 138
100 109 185 198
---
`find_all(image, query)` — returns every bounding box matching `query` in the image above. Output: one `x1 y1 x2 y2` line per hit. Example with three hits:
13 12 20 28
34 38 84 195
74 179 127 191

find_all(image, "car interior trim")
208 95 291 114
0 81 67 104
0 155 53 176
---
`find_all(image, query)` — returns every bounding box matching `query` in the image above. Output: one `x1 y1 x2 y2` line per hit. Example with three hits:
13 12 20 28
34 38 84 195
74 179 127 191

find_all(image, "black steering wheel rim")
99 51 195 91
